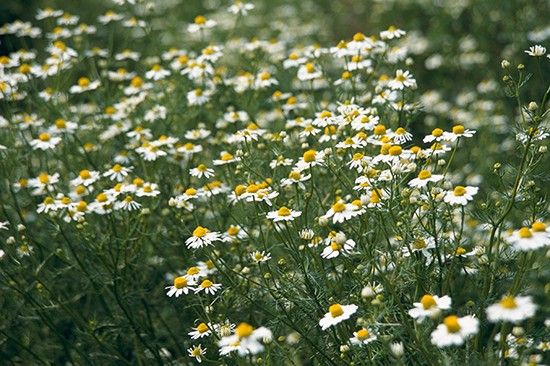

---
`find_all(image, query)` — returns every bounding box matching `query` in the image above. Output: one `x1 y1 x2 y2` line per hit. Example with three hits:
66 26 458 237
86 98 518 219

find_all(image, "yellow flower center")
96 193 108 202
418 170 432 180
194 15 206 25
289 171 301 180
38 133 51 142
227 226 240 236
453 186 466 196
420 295 437 309
79 170 91 179
330 242 341 251
329 304 344 317
187 266 200 275
112 164 123 173
353 32 365 41
197 323 209 333
443 316 461 333
531 222 547 232
200 279 213 288
452 125 465 134
221 152 234 161
303 150 317 163
431 128 443 137
319 110 332 118
356 329 369 340
55 118 66 128
499 295 517 309
332 201 346 213
518 227 532 238
455 247 466 255
235 322 254 338
76 201 87 212
389 146 402 156
38 173 50 184
193 226 208 238
374 124 386 135
131 76 143 87
305 63 315 73
413 238 426 250
174 276 187 289
78 77 90 87
277 207 291 216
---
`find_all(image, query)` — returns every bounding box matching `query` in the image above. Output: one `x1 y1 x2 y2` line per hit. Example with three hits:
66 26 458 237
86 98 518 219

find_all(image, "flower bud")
528 102 538 111
501 60 510 68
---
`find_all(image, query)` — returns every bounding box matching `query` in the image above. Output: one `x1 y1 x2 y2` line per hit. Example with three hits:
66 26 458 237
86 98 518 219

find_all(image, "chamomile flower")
388 69 416 90
430 315 479 347
506 223 550 251
165 276 195 297
190 164 215 179
70 170 100 187
228 1 254 15
218 323 272 356
443 185 479 206
187 344 206 363
187 15 216 33
30 132 61 150
323 200 363 224
319 304 358 330
251 251 272 263
186 226 222 249
349 328 377 345
69 77 100 93
194 279 222 295
321 238 356 259
189 323 212 339
380 25 406 40
266 206 302 222
295 149 325 171
103 164 132 182
486 295 537 323
408 294 452 322
145 64 170 80
442 124 476 142
187 88 212 106
525 45 546 57
408 170 444 188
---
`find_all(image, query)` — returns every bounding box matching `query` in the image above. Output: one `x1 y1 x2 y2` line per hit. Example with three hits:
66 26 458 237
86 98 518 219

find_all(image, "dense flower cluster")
0 0 548 364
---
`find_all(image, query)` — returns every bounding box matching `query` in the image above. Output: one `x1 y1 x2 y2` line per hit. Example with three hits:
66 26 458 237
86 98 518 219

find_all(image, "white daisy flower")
30 132 61 150
165 276 195 297
219 323 272 356
321 238 356 259
349 328 377 345
69 77 100 94
186 226 222 249
319 304 358 330
194 279 222 295
506 223 550 251
430 315 479 347
189 164 215 179
187 344 206 363
70 170 100 187
103 164 132 182
408 294 452 322
408 170 444 188
388 69 416 90
251 251 272 263
525 45 546 57
487 295 537 323
444 186 479 206
189 323 212 339
266 206 302 222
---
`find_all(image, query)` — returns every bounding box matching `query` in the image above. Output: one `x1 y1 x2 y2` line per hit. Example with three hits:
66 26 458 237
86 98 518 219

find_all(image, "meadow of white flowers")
0 0 549 364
